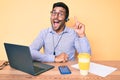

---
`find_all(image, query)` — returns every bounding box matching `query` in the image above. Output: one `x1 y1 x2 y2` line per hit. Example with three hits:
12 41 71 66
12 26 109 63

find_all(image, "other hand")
73 16 86 38
54 53 68 63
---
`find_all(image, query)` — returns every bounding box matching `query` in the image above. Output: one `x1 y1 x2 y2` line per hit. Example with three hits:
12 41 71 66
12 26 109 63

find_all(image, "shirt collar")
49 26 69 34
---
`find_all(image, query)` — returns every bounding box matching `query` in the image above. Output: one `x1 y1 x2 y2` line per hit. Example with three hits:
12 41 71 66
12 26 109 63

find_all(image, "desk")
0 61 120 80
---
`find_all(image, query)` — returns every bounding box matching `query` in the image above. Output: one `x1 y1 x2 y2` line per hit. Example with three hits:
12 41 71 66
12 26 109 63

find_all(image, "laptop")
4 43 54 76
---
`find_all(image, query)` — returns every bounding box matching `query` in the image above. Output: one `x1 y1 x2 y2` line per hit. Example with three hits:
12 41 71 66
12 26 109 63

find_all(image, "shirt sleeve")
75 36 91 54
29 30 55 62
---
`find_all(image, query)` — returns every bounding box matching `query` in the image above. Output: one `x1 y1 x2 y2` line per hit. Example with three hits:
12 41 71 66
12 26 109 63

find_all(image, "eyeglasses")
50 11 65 17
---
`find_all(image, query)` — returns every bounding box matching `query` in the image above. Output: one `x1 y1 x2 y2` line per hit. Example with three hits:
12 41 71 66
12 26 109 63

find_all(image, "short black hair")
52 2 69 21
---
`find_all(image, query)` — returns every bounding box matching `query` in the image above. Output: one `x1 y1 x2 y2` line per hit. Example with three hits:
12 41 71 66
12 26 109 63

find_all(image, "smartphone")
58 65 71 74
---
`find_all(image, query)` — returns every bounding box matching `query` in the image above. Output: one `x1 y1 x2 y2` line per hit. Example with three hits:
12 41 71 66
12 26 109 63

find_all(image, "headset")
65 18 69 22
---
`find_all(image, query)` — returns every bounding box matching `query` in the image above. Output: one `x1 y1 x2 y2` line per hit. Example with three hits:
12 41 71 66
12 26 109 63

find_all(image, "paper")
71 62 117 77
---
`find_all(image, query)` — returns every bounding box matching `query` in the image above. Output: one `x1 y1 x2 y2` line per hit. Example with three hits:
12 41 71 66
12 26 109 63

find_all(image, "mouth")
53 20 60 27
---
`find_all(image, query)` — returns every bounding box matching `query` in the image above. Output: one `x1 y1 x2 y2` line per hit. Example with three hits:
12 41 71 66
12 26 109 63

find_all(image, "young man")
30 2 91 63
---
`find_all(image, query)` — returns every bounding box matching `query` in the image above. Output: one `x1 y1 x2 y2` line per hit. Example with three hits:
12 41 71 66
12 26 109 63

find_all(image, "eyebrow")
52 10 65 13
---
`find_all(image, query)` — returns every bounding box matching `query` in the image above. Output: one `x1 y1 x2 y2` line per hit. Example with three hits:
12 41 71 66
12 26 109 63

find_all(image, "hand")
54 53 68 63
73 16 86 38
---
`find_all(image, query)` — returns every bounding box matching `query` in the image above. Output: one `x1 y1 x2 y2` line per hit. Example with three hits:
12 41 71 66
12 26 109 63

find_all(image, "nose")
54 13 59 19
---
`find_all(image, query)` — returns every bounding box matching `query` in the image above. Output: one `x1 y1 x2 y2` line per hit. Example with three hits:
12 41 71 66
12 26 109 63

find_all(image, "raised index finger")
74 16 80 28
74 16 79 23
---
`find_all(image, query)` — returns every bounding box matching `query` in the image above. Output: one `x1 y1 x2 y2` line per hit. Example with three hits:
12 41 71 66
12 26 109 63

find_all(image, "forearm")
29 48 55 62
76 37 91 54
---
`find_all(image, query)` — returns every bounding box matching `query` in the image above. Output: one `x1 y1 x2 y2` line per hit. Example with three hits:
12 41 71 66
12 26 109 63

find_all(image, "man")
30 2 91 63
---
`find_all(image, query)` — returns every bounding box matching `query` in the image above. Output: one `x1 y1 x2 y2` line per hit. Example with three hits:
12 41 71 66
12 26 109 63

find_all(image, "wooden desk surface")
0 60 120 80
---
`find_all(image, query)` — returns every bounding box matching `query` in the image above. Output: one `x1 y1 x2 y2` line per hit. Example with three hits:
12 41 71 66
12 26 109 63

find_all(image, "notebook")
4 43 54 76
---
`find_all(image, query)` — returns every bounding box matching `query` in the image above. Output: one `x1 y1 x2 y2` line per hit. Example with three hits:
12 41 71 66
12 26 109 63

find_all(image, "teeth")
54 20 59 23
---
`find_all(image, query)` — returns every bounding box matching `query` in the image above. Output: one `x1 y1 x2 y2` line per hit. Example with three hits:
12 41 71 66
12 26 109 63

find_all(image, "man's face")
50 7 66 33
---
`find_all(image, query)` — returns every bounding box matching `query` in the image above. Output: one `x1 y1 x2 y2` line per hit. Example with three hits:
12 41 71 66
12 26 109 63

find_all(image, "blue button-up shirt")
29 27 91 62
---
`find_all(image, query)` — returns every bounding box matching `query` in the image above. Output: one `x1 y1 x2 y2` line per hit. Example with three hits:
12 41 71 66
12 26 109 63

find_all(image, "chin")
53 28 59 31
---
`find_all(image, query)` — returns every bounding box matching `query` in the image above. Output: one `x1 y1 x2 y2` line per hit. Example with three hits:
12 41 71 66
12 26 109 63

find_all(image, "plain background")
0 0 120 61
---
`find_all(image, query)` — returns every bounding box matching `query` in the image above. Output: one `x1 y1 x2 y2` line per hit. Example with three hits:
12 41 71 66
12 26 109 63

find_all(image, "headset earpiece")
65 18 69 22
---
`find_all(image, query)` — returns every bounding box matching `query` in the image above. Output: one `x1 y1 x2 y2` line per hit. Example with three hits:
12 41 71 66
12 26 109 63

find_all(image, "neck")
56 26 65 34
